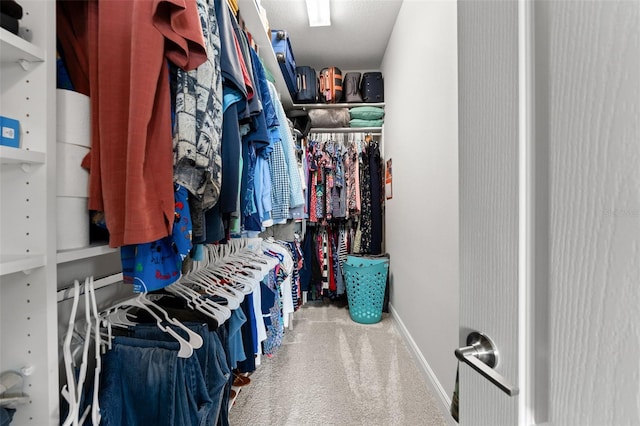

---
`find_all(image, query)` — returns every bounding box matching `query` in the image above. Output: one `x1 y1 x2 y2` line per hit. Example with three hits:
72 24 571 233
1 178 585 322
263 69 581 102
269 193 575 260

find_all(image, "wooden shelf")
0 253 46 277
0 146 46 164
57 244 118 264
0 28 45 64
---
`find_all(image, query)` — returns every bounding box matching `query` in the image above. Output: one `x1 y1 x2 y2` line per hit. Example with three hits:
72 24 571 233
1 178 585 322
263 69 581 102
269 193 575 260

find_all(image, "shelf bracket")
20 163 31 173
17 59 31 71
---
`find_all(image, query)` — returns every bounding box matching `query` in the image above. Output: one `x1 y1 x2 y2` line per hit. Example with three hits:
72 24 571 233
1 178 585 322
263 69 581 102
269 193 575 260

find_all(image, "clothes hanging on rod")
297 132 384 300
305 133 384 252
56 0 207 248
300 223 351 301
59 237 305 425
56 0 306 294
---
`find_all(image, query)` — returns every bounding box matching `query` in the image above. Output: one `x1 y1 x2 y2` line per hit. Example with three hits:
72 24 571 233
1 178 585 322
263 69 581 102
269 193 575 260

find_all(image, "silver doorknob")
454 332 519 396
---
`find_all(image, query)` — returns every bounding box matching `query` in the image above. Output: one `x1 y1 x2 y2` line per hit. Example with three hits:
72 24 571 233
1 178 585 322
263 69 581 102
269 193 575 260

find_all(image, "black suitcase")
360 72 384 102
319 67 343 103
270 30 297 97
343 72 363 103
295 66 317 103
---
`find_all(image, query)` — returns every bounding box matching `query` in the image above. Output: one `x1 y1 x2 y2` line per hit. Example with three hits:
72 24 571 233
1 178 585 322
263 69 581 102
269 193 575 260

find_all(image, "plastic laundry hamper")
343 255 389 324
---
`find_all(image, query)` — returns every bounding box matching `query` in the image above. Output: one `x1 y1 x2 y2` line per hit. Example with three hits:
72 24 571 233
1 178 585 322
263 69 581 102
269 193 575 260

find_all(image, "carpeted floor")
229 301 448 426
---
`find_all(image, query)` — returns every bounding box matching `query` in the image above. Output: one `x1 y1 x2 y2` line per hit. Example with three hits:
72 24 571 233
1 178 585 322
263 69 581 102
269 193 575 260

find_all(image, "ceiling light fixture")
305 0 331 27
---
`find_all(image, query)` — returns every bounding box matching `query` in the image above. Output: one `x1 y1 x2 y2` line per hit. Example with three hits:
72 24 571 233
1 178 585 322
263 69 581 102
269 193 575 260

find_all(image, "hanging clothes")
345 141 361 216
216 0 248 217
299 226 321 294
359 143 373 253
121 184 193 292
369 141 384 255
260 268 284 356
319 229 330 290
81 0 206 247
99 335 212 426
267 139 291 222
172 0 223 213
267 81 306 219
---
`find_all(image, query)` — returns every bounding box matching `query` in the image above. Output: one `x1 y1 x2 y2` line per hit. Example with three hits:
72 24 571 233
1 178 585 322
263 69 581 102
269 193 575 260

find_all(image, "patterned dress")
359 146 373 253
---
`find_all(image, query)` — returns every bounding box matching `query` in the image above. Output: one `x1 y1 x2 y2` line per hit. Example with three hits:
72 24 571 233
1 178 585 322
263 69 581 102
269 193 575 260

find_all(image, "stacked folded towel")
349 106 385 128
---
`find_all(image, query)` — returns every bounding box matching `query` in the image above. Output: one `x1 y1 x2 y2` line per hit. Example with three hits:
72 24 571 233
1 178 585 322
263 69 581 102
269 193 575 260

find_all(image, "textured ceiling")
259 0 403 72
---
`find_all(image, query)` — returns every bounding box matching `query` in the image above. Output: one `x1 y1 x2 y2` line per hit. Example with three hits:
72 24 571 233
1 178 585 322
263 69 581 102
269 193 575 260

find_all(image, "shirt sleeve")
153 0 207 70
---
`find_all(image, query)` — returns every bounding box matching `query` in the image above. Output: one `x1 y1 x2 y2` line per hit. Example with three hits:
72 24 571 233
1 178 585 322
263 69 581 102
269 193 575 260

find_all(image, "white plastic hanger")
192 247 244 301
213 262 255 294
166 282 231 324
183 271 242 310
74 277 92 425
100 296 139 330
137 293 204 350
61 280 80 426
85 277 101 425
102 295 195 358
200 269 246 304
101 292 204 352
170 281 231 322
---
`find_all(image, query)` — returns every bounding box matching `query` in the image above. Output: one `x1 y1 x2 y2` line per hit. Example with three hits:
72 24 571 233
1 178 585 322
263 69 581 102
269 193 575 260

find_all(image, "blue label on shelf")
0 116 20 148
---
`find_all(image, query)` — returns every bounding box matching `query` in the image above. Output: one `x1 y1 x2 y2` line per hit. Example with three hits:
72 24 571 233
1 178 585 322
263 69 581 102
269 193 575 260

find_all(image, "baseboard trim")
389 303 457 426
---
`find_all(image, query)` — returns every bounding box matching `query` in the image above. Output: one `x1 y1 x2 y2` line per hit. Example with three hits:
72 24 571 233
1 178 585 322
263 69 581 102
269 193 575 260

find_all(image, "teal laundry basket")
343 255 389 324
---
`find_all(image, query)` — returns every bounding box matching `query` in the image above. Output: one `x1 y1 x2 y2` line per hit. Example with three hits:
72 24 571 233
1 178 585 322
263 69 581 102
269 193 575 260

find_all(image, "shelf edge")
0 146 46 164
56 244 118 264
309 127 384 134
0 254 46 277
293 103 386 109
0 28 46 63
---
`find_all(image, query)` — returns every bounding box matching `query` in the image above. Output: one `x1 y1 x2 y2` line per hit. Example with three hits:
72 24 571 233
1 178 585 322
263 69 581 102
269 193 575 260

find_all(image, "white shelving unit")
0 5 59 426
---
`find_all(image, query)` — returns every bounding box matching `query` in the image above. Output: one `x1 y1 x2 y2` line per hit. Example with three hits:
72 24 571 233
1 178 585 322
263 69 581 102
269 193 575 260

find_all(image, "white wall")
381 0 459 413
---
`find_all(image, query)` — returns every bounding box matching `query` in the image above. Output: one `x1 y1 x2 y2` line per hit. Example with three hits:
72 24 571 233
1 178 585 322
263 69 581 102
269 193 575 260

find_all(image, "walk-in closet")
2 0 406 424
2 0 639 425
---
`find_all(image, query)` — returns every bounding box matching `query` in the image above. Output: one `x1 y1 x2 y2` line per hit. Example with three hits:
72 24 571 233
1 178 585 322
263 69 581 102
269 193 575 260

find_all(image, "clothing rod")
57 273 124 303
292 102 385 110
309 128 382 134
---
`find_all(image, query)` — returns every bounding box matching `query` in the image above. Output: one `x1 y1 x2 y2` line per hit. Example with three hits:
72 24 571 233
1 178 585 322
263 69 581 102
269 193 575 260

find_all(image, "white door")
458 1 640 425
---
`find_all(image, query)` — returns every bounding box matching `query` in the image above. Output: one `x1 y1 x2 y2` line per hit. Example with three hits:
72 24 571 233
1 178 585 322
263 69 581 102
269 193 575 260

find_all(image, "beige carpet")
229 302 448 426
